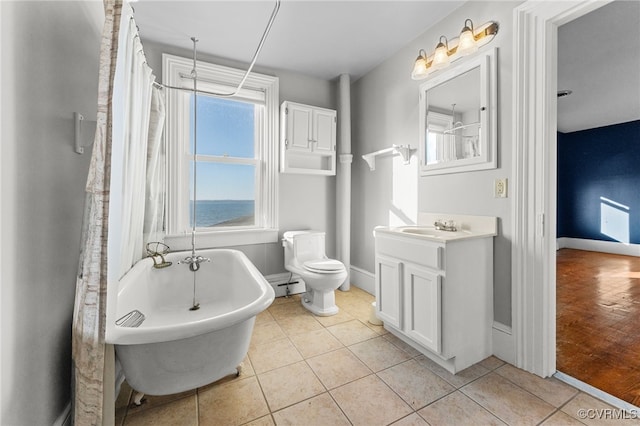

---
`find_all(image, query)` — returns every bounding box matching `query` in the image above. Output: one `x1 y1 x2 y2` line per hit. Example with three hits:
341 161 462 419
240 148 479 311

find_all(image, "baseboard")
492 321 515 365
349 266 374 295
265 272 305 298
53 402 72 426
557 237 640 257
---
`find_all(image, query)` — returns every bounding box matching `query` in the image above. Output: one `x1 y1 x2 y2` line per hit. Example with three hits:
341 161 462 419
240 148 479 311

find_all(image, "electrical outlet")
495 178 508 198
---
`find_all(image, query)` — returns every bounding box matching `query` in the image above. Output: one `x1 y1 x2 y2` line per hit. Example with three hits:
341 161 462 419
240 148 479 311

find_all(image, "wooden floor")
556 248 640 406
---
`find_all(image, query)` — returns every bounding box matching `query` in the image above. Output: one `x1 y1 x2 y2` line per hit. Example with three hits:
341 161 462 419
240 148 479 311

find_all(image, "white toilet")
282 231 347 316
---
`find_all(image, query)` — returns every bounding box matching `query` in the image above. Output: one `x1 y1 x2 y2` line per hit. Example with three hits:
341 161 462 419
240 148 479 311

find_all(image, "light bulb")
411 52 429 80
457 23 478 56
431 38 450 70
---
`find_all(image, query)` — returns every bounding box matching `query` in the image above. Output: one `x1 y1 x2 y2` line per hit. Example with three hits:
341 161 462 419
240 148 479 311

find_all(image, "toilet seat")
303 259 344 273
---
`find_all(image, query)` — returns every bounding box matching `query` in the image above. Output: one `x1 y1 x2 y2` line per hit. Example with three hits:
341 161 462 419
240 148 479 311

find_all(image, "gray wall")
0 1 103 424
142 41 338 276
351 1 520 326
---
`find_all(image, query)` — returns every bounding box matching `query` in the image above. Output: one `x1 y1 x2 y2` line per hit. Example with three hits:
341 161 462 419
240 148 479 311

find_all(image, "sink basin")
401 228 438 237
398 227 472 239
402 228 442 237
400 226 471 236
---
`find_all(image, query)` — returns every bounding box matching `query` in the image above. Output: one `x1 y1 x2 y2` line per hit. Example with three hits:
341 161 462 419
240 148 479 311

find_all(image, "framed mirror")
418 48 497 176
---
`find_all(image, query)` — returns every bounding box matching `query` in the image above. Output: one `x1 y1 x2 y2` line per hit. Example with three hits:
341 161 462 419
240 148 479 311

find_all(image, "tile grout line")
252 360 277 424
547 392 588 425
267 302 363 424
491 365 582 413
457 371 565 426
383 357 496 422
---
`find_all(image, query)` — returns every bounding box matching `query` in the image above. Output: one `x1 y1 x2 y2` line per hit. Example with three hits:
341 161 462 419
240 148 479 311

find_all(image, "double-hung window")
163 54 279 247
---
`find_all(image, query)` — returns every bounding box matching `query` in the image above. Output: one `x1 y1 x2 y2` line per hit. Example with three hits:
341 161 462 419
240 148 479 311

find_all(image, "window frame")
163 54 279 248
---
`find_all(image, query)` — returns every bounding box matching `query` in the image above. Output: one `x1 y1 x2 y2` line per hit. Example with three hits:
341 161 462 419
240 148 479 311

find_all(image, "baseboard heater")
266 272 306 298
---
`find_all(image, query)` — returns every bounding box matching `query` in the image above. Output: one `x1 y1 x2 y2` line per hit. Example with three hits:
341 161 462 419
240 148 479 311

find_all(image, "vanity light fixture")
411 19 499 80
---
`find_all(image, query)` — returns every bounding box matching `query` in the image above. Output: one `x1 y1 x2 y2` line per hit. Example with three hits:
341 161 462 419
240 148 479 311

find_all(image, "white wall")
0 2 103 424
142 41 338 276
351 1 520 327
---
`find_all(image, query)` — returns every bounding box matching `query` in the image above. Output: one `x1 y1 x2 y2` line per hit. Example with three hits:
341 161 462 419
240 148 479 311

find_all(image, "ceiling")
132 0 464 81
132 1 639 133
557 0 640 133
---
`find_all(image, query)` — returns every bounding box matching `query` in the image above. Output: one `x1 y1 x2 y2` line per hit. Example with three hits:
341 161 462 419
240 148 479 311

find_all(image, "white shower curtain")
143 87 166 247
115 9 157 278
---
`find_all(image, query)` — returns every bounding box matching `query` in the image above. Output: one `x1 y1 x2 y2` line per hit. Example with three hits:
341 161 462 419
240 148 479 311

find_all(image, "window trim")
162 54 279 248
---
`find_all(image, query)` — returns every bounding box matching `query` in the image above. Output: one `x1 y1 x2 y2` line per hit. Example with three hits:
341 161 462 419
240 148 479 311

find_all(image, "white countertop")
374 213 498 243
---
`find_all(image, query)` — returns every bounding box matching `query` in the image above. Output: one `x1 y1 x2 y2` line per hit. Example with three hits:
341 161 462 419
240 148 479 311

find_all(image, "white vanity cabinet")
280 101 336 175
374 229 494 373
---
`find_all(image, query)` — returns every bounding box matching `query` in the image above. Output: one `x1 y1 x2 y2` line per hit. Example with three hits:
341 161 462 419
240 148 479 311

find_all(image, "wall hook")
74 112 96 154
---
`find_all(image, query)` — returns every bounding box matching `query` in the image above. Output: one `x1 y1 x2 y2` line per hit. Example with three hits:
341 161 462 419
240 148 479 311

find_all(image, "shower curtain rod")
152 80 265 98
150 0 280 98
152 80 244 98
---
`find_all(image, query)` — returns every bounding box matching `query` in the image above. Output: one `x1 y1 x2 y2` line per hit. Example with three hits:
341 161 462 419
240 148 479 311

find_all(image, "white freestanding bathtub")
109 248 274 396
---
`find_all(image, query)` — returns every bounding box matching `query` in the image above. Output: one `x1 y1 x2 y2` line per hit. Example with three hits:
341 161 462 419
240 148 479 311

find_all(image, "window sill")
164 228 279 250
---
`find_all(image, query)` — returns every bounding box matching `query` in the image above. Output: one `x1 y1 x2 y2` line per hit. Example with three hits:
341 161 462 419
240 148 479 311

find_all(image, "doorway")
511 0 635 385
554 0 640 407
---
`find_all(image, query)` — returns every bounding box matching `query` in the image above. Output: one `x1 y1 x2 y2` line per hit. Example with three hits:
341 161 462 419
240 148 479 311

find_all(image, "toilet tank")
283 231 326 263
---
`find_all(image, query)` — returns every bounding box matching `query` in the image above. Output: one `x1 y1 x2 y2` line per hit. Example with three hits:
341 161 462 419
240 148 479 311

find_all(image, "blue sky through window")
189 95 256 201
190 162 255 201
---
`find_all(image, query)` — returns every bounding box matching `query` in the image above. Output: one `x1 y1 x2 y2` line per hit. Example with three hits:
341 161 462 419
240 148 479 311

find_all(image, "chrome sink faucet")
434 219 457 232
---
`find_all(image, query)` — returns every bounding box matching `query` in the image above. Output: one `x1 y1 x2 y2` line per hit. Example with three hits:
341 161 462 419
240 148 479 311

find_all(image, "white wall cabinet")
280 101 336 175
374 230 493 373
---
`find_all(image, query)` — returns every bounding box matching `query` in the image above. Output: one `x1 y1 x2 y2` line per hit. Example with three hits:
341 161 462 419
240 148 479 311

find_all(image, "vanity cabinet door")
403 263 441 354
375 255 403 329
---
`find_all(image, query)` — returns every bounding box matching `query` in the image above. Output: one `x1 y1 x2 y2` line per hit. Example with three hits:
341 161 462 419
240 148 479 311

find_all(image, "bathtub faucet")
179 254 211 272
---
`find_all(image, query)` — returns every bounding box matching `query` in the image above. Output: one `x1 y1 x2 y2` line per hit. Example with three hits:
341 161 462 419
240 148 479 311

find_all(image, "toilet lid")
303 259 344 273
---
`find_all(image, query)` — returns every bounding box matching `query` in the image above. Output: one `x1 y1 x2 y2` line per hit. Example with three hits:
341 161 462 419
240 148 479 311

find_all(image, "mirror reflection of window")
425 111 453 165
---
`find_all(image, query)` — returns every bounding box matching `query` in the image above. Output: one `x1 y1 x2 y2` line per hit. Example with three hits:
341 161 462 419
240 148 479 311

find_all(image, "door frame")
511 0 613 377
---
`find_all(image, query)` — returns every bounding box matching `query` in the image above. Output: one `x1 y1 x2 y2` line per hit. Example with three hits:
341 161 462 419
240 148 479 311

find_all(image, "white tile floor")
116 287 640 425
